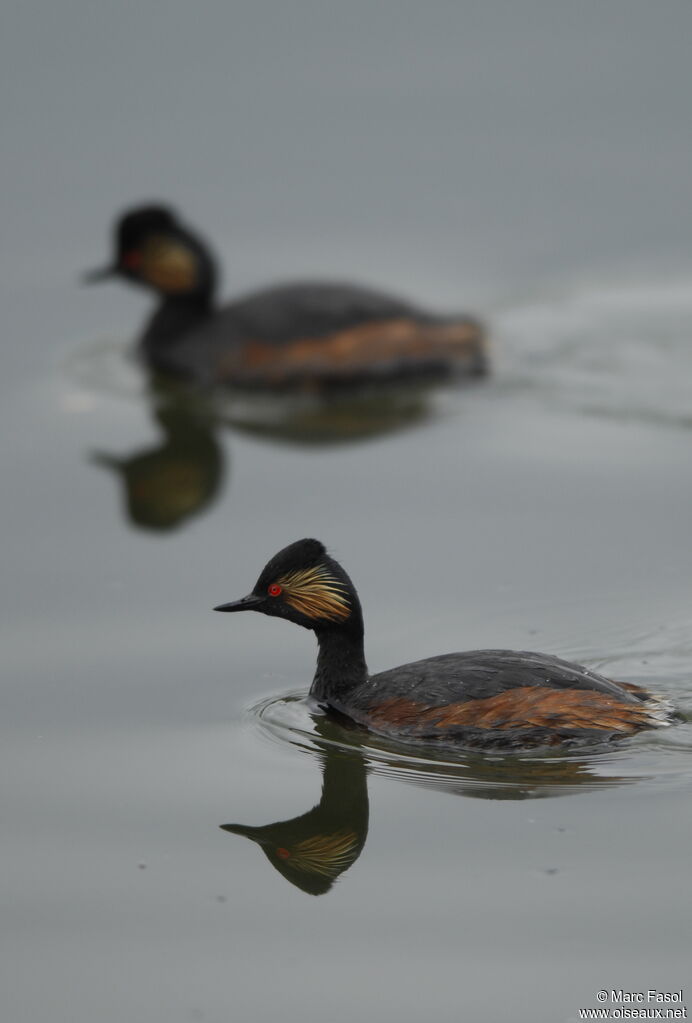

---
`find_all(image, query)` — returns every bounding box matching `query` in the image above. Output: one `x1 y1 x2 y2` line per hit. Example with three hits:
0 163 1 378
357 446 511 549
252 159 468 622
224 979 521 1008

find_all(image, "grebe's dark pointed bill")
214 594 263 613
82 265 117 284
219 823 256 837
89 451 123 470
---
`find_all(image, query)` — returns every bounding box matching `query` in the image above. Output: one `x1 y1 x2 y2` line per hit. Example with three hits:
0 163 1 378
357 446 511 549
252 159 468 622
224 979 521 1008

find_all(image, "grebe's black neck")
213 538 369 706
311 622 368 707
140 292 216 351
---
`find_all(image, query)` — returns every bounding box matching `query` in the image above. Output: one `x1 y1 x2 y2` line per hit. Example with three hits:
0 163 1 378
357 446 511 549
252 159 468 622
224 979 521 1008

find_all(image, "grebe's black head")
215 538 362 632
84 203 217 304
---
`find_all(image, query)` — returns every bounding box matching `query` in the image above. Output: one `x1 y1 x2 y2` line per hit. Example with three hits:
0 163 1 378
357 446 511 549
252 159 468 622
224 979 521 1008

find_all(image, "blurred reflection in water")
91 396 225 532
85 371 446 532
225 383 434 446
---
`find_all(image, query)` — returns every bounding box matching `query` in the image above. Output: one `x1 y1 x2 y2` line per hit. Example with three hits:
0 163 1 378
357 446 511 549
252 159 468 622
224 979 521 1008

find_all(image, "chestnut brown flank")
367 685 652 734
220 317 482 382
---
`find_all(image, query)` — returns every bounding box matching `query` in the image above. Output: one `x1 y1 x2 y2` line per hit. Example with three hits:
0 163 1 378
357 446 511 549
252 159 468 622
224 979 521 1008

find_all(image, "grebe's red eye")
268 583 282 597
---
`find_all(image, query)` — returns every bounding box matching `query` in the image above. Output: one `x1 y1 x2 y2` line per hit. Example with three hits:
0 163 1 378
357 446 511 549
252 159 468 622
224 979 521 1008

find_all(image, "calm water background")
3 3 692 1021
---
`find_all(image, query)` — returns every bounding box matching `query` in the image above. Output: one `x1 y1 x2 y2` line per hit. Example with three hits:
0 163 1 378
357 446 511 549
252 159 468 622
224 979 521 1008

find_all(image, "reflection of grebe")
84 205 487 390
92 401 224 531
216 539 677 749
221 749 368 896
86 385 435 532
220 733 633 896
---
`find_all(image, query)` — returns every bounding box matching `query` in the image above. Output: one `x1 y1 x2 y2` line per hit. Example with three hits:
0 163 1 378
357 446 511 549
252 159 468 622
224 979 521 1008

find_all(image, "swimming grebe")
215 539 675 748
85 205 487 390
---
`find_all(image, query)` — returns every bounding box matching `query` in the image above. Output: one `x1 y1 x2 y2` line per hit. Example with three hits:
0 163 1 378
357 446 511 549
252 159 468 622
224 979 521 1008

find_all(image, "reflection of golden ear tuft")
280 830 360 878
140 236 198 293
277 564 351 622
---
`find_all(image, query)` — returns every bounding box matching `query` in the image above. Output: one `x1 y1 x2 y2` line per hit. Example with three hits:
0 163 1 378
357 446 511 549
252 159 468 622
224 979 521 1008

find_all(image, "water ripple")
497 276 692 428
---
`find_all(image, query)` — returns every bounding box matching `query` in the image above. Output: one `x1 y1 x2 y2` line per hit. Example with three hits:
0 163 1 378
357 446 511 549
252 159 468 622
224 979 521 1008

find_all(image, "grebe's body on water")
85 206 486 391
215 539 675 749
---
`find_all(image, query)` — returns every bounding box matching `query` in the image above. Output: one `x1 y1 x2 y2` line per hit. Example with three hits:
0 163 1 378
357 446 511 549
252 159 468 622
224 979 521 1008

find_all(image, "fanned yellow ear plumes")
140 236 198 293
279 830 360 878
277 564 351 622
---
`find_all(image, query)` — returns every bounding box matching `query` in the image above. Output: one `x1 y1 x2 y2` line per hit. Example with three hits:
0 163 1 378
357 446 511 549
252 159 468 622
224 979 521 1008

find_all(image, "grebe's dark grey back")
214 539 676 749
85 205 487 390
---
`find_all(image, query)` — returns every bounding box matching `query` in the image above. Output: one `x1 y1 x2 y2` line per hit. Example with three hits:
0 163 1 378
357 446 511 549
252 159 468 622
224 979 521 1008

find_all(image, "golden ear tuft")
140 236 198 293
280 830 360 878
277 564 351 622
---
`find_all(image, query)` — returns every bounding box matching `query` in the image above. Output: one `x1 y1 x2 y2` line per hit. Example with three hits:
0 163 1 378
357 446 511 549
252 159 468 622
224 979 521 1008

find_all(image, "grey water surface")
3 4 692 1022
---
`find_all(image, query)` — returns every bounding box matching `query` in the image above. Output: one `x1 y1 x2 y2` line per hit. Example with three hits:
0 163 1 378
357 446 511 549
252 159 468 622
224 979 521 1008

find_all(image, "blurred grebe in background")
85 205 487 391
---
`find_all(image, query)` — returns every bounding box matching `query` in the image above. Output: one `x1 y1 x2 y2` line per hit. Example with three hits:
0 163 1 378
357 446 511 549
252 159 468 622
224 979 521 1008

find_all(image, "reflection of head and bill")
220 719 635 897
222 749 369 897
92 396 225 532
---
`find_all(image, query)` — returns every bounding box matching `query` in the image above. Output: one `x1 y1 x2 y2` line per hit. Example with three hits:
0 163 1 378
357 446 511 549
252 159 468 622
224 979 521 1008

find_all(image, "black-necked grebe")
85 205 487 390
215 539 675 748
